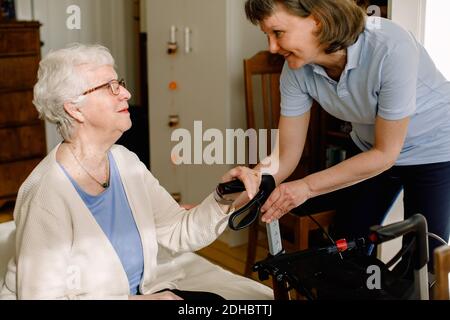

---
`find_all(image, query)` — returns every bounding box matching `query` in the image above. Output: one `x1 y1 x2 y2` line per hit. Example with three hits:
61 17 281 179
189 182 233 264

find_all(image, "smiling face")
79 65 132 138
260 4 324 69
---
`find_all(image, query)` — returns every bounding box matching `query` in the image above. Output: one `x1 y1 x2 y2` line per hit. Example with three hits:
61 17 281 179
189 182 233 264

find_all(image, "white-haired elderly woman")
0 44 264 300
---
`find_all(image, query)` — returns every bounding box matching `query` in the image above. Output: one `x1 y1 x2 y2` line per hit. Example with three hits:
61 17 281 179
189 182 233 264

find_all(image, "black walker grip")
216 179 246 196
369 214 428 270
220 175 276 231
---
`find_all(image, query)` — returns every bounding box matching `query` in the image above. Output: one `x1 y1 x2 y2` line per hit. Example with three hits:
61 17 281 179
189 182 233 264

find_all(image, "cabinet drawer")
0 56 40 90
0 90 39 126
0 158 41 197
0 124 46 162
0 27 40 55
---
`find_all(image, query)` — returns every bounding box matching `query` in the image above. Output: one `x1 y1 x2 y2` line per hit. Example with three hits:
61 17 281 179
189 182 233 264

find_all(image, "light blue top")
59 152 144 295
280 17 450 165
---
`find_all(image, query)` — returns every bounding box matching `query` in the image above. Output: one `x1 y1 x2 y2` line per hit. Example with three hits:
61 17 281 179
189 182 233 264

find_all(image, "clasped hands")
222 166 311 224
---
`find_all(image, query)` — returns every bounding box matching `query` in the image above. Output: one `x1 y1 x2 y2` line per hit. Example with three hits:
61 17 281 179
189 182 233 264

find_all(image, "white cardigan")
1 145 230 299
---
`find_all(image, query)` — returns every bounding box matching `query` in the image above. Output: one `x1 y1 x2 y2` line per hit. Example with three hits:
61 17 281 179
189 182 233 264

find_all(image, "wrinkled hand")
261 179 311 223
129 291 183 300
221 166 261 201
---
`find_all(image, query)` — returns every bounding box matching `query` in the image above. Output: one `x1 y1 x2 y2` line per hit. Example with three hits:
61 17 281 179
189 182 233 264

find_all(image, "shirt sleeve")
280 63 313 117
146 171 228 253
377 36 419 120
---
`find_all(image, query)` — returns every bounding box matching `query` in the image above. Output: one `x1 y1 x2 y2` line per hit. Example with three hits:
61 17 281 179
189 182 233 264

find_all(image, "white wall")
391 0 427 42
226 0 268 133
224 0 268 246
391 0 450 80
16 0 138 151
424 0 450 80
15 0 34 20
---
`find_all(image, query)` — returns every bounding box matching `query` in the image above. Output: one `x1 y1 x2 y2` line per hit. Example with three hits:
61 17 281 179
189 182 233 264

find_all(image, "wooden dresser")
0 21 46 221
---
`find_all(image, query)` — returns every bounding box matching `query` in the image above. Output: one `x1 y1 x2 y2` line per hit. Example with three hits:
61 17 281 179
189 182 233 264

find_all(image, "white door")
147 0 231 204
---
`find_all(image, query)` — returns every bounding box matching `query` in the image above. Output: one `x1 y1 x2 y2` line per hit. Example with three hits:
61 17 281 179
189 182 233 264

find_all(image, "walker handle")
216 175 275 231
369 214 428 270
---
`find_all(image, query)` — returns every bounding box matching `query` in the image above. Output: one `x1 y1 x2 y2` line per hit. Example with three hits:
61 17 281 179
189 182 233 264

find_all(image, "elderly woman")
246 0 450 270
0 44 265 300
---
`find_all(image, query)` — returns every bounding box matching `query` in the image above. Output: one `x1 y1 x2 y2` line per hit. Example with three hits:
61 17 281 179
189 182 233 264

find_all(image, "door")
147 0 230 204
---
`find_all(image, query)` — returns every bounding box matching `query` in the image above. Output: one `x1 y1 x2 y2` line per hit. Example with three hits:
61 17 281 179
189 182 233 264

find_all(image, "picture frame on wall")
0 0 17 21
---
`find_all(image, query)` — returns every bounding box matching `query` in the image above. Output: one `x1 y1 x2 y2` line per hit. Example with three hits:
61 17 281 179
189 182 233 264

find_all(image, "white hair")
33 43 115 140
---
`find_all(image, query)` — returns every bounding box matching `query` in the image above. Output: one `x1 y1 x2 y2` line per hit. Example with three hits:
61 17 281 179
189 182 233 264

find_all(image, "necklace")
67 144 110 188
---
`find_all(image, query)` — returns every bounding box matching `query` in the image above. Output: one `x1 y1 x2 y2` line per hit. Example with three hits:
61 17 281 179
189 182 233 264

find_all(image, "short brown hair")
245 0 366 54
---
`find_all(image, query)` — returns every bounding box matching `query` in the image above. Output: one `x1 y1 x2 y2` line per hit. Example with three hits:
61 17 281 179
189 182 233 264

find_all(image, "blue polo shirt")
280 17 450 165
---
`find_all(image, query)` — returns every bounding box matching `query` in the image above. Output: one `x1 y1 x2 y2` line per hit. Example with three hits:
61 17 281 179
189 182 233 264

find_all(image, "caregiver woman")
245 0 450 267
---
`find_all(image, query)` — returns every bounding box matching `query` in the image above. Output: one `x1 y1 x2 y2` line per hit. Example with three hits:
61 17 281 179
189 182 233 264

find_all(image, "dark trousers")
156 289 225 301
328 160 450 269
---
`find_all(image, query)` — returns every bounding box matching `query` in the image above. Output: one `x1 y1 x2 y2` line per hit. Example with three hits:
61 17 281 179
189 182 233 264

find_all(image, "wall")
145 0 267 246
224 0 268 246
391 0 426 42
424 0 450 80
226 0 268 134
16 0 138 151
146 0 267 203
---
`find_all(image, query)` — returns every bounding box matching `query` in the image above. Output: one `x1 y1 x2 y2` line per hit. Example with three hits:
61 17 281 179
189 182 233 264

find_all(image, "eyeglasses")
82 78 126 96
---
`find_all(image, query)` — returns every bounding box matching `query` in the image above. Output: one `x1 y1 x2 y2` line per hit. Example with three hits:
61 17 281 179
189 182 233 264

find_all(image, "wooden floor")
196 233 274 289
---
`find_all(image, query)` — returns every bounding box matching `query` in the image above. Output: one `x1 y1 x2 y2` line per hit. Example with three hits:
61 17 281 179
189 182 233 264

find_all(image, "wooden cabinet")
0 21 45 219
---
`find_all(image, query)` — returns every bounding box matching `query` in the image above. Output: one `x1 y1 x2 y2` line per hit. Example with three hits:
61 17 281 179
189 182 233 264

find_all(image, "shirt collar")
310 31 365 78
346 32 365 71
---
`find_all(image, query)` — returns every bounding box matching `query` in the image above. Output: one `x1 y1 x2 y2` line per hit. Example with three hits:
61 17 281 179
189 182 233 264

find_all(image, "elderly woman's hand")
221 166 261 201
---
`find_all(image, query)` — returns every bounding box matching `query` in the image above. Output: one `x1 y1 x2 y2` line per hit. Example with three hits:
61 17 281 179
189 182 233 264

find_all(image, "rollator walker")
216 175 430 300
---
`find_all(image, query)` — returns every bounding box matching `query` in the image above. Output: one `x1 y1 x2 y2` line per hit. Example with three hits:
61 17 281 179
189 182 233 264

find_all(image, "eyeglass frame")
82 78 126 96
